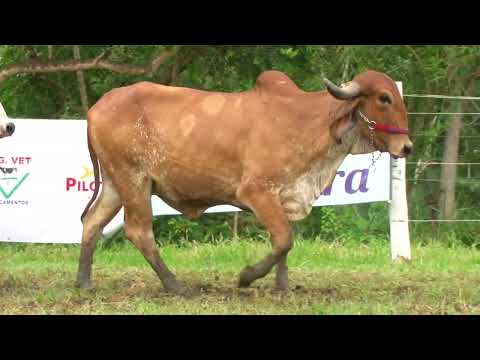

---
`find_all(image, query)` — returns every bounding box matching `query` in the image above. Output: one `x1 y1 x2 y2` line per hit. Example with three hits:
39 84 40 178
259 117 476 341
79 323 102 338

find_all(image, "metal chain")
370 129 376 165
370 151 383 170
361 111 383 170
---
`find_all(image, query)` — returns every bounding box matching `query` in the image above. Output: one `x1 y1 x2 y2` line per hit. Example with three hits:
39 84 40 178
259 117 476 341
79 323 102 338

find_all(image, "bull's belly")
150 165 240 210
148 156 344 222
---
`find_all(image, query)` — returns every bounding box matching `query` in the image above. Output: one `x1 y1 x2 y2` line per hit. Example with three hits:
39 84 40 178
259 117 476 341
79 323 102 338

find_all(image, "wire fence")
396 219 480 223
400 93 480 224
406 162 480 165
412 135 480 138
409 112 480 115
404 94 480 100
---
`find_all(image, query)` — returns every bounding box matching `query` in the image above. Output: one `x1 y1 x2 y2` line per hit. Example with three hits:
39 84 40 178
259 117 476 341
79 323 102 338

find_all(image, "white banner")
0 119 390 243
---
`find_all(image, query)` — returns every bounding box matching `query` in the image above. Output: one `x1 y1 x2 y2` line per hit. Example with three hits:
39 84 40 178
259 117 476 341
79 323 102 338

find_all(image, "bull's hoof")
274 283 289 292
275 275 289 292
238 266 256 288
165 282 190 297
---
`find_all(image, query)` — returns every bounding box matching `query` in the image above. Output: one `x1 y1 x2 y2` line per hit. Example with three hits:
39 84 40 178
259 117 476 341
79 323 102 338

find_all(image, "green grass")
0 239 479 314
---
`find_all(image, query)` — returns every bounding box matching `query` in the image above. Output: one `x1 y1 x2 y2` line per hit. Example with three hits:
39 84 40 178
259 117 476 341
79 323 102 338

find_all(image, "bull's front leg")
236 181 293 291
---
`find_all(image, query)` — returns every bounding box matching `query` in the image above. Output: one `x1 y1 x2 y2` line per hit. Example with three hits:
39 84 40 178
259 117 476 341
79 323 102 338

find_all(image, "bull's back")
88 82 258 203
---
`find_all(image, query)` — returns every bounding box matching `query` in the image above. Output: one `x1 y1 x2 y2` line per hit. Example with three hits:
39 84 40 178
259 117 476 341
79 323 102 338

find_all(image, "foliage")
1 45 479 246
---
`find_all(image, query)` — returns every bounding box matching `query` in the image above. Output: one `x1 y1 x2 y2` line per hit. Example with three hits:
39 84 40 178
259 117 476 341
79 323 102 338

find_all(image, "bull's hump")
255 71 302 96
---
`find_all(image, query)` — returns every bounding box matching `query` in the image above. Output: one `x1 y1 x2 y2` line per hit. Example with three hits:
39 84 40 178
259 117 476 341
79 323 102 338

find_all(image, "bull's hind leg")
275 254 289 291
76 170 122 289
236 182 293 290
120 176 186 295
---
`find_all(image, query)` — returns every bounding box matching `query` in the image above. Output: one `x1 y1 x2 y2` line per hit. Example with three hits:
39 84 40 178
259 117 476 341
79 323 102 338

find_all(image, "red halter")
358 110 409 135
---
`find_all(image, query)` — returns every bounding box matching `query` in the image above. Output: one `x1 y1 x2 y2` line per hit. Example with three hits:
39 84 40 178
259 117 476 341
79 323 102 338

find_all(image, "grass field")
1 239 479 315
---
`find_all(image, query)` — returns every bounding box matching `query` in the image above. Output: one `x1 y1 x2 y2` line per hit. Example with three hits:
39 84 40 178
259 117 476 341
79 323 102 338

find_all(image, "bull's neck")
323 126 361 164
305 90 373 158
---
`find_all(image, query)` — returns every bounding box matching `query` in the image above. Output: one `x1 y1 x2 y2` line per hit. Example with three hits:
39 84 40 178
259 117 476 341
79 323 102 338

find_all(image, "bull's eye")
379 94 392 105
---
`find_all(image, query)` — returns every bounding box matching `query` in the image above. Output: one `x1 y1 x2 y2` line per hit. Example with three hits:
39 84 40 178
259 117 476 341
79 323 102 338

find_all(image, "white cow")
0 103 14 139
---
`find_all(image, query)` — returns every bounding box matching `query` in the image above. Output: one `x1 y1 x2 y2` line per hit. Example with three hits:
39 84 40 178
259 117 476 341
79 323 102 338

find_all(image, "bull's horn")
323 78 361 100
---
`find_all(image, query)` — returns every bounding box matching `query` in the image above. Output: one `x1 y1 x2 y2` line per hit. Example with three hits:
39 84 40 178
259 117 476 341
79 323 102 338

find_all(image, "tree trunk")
233 213 239 239
437 79 475 221
438 108 463 220
73 46 89 115
170 56 180 85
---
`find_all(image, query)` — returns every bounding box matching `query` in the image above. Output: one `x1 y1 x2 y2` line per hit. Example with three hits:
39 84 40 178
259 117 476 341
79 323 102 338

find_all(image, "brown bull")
76 70 412 294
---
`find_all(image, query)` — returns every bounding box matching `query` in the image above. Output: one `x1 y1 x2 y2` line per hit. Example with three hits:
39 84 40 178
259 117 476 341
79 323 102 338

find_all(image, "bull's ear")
330 99 360 144
331 113 357 144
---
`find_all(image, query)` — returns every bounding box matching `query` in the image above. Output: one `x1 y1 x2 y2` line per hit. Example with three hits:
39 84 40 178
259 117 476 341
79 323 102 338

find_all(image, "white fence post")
0 102 7 117
389 82 411 262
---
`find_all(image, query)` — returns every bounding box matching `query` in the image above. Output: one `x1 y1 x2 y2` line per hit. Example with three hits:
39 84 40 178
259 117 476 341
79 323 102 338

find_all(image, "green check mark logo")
0 173 30 199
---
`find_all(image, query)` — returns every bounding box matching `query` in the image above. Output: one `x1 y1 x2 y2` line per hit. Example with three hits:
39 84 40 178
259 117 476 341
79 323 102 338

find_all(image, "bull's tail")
80 127 101 223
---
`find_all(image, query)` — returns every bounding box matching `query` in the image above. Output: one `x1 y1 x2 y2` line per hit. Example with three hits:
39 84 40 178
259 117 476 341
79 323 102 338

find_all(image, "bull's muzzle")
391 141 413 159
6 122 15 136
403 143 413 156
1 122 15 137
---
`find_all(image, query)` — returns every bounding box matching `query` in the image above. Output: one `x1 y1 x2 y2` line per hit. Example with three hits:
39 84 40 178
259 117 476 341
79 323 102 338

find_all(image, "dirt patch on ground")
97 272 346 299
1 269 479 315
98 278 344 305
